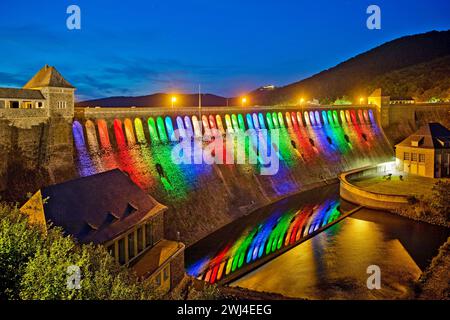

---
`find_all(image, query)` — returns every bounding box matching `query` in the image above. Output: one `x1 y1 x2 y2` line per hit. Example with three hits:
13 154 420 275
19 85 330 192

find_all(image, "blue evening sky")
0 0 449 100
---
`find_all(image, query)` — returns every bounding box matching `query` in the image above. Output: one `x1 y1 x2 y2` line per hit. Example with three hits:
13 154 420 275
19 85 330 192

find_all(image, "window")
10 101 19 108
145 223 152 247
411 153 418 161
163 265 170 281
107 244 115 259
128 232 135 259
137 226 144 253
155 272 161 286
419 154 425 162
403 152 410 160
118 238 126 264
57 101 67 109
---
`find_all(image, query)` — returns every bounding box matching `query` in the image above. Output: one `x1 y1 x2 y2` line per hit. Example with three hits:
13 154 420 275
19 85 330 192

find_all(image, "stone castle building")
0 65 76 197
0 64 75 119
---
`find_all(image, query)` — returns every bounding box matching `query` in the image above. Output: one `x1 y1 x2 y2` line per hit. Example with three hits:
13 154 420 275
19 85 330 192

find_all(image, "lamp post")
299 97 305 115
241 97 247 107
171 96 177 109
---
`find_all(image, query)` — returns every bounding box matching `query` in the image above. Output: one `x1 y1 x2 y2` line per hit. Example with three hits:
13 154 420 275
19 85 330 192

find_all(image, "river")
185 184 449 299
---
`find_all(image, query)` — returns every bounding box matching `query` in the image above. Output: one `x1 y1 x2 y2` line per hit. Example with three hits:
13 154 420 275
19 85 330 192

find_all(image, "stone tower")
368 88 390 128
23 65 75 119
23 65 76 184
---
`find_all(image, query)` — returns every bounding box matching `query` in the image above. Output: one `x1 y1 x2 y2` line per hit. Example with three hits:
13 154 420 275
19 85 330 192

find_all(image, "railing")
74 104 374 120
339 162 410 209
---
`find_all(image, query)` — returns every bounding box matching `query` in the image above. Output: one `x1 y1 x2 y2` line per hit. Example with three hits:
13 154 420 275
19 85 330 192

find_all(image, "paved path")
351 173 437 197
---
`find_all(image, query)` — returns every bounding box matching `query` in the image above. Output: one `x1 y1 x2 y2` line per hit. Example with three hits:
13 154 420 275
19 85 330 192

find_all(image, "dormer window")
123 202 138 218
410 136 424 147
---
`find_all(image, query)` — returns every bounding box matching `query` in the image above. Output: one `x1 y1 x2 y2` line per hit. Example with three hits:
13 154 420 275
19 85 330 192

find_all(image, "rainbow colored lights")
72 107 381 200
186 198 342 284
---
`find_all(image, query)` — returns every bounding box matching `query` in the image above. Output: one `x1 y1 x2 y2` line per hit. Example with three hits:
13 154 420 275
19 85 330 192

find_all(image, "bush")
0 203 160 300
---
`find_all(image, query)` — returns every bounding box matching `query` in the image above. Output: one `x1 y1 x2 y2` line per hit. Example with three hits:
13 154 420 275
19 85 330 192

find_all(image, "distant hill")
251 30 450 104
367 55 450 101
77 30 450 107
76 93 230 108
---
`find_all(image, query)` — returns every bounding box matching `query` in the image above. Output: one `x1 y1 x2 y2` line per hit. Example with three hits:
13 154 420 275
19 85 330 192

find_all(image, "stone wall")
381 103 450 145
170 247 185 290
339 164 410 210
0 116 75 201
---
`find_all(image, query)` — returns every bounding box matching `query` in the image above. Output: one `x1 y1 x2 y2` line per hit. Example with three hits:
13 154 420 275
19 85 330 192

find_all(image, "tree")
0 204 44 299
430 180 450 222
0 203 160 300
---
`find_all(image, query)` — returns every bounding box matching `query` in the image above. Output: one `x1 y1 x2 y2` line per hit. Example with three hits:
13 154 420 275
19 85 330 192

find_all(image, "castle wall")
0 114 75 201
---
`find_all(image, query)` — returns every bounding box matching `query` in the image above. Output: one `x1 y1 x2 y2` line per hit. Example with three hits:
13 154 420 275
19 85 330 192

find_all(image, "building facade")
20 169 185 294
395 123 450 178
0 65 75 120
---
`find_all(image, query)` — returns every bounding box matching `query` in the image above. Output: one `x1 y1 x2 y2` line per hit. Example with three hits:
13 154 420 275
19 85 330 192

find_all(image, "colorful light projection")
187 199 342 284
134 118 147 144
73 108 383 202
97 119 111 148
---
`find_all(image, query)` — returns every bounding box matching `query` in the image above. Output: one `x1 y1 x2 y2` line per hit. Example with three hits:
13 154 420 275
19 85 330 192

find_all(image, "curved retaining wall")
339 163 410 210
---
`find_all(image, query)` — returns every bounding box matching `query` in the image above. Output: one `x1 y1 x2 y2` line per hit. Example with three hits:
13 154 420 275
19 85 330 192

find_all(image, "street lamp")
359 97 364 104
299 97 305 105
241 97 247 107
171 96 177 108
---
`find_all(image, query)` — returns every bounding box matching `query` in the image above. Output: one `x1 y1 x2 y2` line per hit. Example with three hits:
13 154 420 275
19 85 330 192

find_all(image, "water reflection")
232 207 449 299
186 185 347 283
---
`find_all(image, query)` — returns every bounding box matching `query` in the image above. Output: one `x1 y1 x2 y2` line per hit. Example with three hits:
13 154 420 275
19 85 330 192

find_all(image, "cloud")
0 71 26 87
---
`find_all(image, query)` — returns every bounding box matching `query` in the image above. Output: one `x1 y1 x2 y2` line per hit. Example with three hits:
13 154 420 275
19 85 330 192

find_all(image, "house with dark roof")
395 123 450 178
0 65 75 119
20 169 185 294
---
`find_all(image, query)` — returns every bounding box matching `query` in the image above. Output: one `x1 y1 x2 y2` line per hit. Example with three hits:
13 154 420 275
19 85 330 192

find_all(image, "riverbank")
169 177 339 247
392 180 449 228
415 237 450 299
170 276 297 300
339 165 449 227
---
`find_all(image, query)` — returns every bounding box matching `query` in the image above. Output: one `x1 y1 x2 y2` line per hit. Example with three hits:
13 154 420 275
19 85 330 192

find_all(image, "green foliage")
0 203 160 300
0 204 44 299
430 180 450 222
368 55 450 101
333 96 352 105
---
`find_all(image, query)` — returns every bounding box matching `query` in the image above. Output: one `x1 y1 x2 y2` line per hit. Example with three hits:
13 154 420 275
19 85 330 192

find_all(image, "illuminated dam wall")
73 105 393 245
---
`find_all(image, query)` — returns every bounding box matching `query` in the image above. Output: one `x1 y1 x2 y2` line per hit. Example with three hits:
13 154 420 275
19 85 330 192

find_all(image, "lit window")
155 273 161 286
411 153 418 161
163 265 170 281
419 154 425 162
107 244 115 259
404 152 410 160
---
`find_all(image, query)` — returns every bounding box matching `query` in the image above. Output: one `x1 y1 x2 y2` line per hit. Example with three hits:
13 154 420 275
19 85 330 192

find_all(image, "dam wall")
72 105 394 245
378 102 450 145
